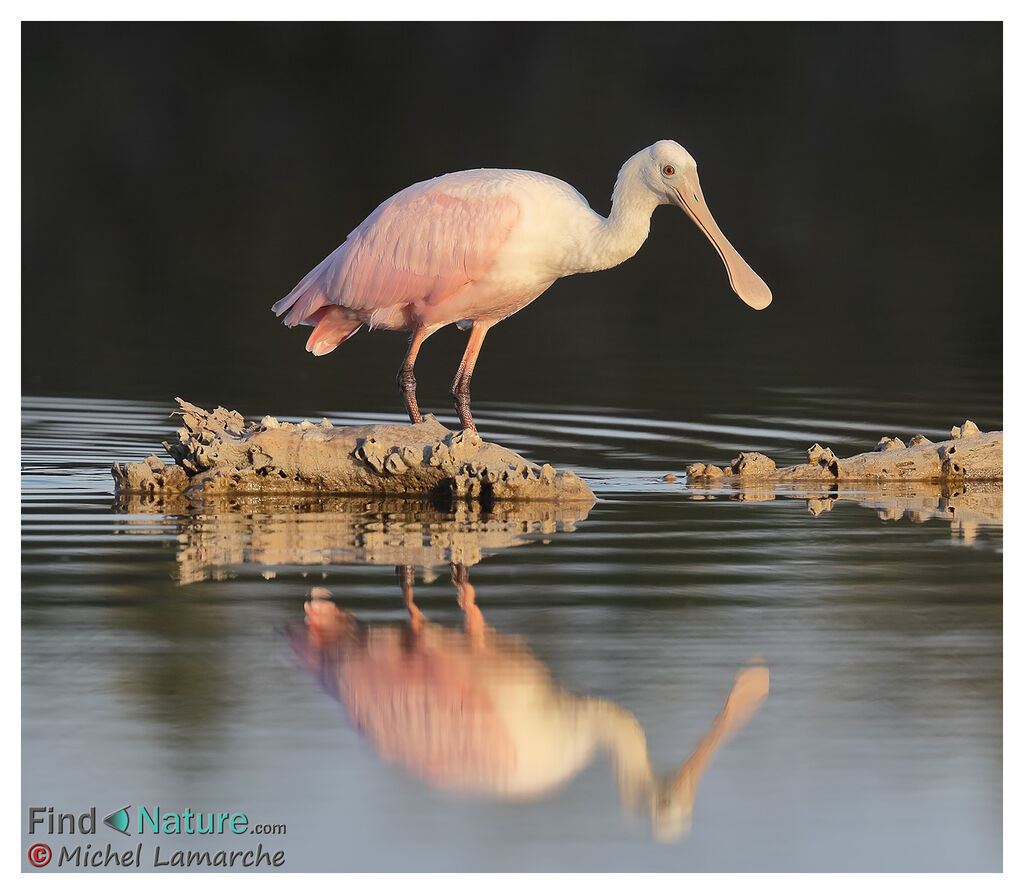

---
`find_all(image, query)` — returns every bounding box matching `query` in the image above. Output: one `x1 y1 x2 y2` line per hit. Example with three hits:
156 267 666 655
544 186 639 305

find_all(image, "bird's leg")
303 588 352 648
397 325 435 424
450 323 490 432
450 562 485 643
397 564 424 632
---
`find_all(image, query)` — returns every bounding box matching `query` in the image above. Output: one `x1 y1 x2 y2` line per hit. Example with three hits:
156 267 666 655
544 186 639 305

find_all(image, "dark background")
22 22 1002 424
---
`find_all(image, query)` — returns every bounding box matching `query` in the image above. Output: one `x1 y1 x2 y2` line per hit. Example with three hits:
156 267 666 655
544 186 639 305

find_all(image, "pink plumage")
302 306 363 356
336 641 517 790
291 598 517 792
273 142 772 431
273 178 520 352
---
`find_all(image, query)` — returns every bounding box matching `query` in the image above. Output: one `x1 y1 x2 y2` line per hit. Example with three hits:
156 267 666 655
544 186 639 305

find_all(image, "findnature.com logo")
25 804 288 870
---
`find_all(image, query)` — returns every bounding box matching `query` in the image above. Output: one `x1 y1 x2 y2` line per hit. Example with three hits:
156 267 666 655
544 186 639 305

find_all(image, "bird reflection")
290 565 768 841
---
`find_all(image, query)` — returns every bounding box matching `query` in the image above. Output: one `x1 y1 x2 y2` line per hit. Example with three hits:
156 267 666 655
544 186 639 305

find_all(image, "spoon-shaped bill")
651 657 770 841
674 180 772 310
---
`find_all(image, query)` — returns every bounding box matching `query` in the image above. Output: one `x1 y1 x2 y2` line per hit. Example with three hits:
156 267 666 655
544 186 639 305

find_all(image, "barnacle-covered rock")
730 452 777 477
807 443 841 478
112 399 595 505
874 436 907 452
680 422 1001 485
951 420 981 439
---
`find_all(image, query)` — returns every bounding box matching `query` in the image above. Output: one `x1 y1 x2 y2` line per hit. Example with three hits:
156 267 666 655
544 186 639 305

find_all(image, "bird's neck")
573 158 661 274
580 698 656 798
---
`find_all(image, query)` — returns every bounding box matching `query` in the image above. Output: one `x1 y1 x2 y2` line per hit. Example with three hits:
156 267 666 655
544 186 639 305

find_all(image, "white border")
6 6 1015 892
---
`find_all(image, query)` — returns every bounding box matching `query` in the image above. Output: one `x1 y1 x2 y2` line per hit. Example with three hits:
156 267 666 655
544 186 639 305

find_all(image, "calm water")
21 21 1002 874
21 393 1001 872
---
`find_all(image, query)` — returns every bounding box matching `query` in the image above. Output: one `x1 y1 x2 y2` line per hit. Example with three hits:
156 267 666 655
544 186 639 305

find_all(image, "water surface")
22 395 1001 871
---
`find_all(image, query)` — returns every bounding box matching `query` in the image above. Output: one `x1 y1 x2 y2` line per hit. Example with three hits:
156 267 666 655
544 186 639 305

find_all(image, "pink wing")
272 181 521 352
338 649 517 791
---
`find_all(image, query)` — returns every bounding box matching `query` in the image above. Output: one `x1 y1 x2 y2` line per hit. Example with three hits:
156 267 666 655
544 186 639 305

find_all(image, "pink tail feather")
272 245 344 327
273 248 362 356
304 306 363 356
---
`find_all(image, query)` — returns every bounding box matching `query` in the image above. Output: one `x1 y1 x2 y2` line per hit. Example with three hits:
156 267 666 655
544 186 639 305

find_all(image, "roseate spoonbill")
273 140 771 431
290 570 769 841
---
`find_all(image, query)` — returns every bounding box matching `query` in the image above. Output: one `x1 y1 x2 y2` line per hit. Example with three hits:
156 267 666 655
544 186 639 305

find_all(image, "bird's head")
641 139 772 310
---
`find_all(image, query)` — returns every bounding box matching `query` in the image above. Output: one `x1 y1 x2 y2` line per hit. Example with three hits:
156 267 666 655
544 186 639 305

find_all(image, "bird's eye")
662 164 675 177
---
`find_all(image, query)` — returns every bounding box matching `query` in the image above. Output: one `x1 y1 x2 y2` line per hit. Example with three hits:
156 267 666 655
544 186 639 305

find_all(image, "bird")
290 570 769 841
273 140 772 432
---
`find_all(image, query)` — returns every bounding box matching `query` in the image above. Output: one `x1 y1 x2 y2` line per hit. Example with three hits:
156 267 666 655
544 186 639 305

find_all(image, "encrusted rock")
354 436 387 473
113 399 595 504
686 462 731 481
383 452 408 475
951 420 981 439
939 443 966 479
807 443 841 477
111 457 189 493
730 452 777 477
807 443 828 464
681 422 1001 484
874 437 907 452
